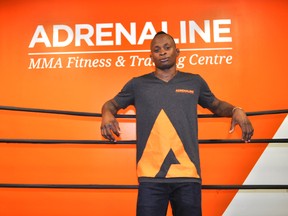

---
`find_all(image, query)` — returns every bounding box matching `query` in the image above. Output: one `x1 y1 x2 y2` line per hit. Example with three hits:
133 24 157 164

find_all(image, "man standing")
101 31 254 216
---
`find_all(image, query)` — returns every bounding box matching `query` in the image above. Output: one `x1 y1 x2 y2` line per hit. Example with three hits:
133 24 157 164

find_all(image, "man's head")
150 31 176 49
150 31 180 70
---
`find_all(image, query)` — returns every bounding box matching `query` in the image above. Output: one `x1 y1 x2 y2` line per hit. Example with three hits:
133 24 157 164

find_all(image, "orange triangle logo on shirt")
137 109 200 178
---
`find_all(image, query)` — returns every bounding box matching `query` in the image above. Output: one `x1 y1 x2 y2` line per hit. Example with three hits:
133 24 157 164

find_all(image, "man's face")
150 34 179 70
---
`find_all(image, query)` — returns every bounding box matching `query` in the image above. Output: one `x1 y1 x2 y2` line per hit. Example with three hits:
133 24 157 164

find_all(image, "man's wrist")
232 106 243 114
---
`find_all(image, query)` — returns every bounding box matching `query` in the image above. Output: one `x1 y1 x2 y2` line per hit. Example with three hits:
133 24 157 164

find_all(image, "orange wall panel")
1 0 288 215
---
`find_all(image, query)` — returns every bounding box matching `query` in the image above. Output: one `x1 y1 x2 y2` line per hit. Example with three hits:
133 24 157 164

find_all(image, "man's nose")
159 49 166 55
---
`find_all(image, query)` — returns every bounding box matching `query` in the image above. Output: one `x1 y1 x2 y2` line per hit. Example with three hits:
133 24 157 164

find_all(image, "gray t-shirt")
114 71 215 183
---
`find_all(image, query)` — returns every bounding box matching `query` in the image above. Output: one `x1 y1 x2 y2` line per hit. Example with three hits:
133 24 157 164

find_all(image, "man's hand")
229 108 254 142
101 100 121 142
101 112 120 142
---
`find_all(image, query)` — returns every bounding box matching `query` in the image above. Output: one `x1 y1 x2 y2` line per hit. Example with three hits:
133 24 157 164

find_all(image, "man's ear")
176 48 180 56
150 54 154 62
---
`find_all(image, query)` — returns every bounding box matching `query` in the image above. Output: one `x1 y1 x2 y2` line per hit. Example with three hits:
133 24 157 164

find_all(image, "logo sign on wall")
28 19 233 70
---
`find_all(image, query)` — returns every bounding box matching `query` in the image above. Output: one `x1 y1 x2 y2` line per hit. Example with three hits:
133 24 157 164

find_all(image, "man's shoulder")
135 72 154 79
130 71 203 82
177 71 202 80
130 72 154 83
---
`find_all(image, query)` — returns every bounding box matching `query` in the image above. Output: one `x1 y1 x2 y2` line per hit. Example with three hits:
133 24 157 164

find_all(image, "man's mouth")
160 58 169 62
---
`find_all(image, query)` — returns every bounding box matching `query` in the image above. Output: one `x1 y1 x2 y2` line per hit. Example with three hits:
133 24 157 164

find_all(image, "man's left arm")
208 98 254 142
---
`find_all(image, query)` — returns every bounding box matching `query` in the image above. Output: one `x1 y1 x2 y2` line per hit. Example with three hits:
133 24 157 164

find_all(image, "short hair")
151 31 176 49
154 31 167 37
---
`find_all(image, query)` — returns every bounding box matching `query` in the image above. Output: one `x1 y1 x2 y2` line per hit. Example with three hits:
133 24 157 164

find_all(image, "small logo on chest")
175 89 195 94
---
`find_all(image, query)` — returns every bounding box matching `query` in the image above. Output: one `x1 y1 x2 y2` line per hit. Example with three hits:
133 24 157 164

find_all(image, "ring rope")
0 138 287 144
1 105 288 118
0 183 288 190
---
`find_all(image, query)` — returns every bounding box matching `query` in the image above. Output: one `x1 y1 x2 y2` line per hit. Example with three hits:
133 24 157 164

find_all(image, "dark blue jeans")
137 182 202 216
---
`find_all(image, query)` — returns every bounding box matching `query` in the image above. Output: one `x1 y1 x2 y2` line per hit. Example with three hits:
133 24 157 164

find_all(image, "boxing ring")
0 105 288 215
1 105 287 189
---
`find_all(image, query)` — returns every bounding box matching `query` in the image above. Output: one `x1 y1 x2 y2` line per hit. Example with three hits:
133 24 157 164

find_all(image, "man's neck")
154 68 178 82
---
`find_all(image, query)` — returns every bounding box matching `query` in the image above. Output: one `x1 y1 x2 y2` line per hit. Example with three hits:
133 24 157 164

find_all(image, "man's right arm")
101 99 121 142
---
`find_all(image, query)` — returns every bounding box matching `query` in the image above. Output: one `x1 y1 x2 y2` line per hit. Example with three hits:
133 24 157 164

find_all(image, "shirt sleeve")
197 75 216 109
113 78 135 109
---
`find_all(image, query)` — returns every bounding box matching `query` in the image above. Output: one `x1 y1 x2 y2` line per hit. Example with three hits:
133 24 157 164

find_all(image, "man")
101 31 254 216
